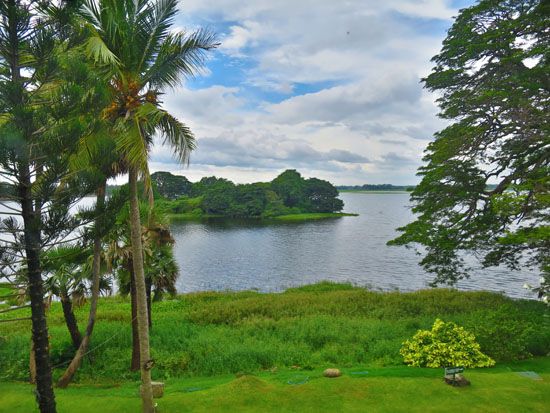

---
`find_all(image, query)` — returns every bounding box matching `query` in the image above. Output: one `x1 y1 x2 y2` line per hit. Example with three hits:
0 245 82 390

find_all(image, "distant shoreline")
340 190 410 194
167 212 359 222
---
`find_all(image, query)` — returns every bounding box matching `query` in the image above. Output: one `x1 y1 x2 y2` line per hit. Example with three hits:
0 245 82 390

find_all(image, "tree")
80 1 217 410
0 1 97 410
389 0 549 297
152 171 192 199
105 201 178 371
304 178 344 213
42 246 112 350
271 170 305 208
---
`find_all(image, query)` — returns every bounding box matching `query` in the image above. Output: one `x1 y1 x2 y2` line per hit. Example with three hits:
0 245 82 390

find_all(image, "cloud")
148 0 467 185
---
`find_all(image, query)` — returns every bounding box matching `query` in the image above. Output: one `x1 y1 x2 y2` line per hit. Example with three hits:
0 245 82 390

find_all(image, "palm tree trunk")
146 277 152 329
128 167 154 413
30 340 36 384
57 182 106 388
130 262 140 371
60 292 82 349
19 163 57 413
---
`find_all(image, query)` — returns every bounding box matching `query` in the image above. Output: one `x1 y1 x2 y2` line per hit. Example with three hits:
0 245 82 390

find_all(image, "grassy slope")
2 359 549 412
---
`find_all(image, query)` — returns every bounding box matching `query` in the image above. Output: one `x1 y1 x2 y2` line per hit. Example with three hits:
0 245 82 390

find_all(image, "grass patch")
1 359 549 412
0 283 548 383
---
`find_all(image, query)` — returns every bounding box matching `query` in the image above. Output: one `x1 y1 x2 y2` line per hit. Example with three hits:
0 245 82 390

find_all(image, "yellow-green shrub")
400 319 495 368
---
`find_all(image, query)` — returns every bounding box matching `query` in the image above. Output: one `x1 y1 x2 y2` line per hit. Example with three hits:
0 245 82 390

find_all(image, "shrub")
464 306 536 361
400 318 495 368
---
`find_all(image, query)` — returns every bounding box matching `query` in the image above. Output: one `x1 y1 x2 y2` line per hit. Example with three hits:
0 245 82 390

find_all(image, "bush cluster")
400 319 495 368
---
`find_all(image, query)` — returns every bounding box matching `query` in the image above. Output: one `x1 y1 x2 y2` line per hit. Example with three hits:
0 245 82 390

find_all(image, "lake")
0 192 540 298
170 192 539 298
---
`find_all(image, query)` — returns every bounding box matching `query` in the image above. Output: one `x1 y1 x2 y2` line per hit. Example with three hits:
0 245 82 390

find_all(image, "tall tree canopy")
390 0 549 298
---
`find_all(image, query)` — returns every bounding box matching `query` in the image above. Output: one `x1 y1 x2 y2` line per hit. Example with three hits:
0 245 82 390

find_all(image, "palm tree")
80 1 217 410
42 246 112 349
57 136 127 388
105 204 178 371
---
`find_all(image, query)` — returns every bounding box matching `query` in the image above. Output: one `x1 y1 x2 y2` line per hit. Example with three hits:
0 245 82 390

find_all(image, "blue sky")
150 0 476 185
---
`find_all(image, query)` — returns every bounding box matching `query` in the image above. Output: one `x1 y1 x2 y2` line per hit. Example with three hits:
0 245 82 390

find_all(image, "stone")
140 381 165 398
444 374 470 387
323 368 342 378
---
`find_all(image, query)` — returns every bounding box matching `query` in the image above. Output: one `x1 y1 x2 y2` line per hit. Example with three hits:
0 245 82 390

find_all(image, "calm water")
171 192 539 298
0 193 540 298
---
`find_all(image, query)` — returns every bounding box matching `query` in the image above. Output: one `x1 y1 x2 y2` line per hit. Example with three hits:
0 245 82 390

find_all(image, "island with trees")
151 169 357 221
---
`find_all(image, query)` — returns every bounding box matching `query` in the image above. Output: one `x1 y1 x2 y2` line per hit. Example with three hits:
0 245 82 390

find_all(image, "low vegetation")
1 283 548 383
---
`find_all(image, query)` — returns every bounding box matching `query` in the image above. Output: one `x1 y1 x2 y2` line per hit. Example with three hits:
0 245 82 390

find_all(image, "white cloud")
151 0 466 184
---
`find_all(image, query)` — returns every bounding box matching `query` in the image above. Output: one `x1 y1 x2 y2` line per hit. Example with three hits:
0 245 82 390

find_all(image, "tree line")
337 184 415 191
151 169 344 218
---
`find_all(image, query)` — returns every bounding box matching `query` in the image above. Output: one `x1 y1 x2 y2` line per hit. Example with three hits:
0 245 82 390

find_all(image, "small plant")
400 319 495 368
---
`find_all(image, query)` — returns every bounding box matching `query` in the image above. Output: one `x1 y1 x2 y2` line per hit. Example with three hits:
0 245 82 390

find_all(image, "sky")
150 0 476 185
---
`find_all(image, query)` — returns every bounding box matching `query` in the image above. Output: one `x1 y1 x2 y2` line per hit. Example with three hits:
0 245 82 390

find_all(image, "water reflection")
171 193 540 298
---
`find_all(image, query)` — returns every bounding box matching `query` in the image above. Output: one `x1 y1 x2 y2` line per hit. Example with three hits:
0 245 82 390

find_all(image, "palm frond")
114 117 149 174
143 28 219 89
85 31 120 68
135 103 196 164
136 0 179 74
157 112 196 164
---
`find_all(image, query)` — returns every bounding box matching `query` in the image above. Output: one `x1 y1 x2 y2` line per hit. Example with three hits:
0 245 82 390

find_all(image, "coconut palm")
80 1 217 409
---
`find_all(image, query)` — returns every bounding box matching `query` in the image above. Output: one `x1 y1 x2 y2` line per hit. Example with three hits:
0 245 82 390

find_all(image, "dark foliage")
389 0 549 296
154 169 344 218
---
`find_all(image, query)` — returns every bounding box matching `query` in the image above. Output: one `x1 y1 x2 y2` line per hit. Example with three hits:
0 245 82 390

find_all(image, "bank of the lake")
272 212 358 221
339 190 410 194
167 212 358 222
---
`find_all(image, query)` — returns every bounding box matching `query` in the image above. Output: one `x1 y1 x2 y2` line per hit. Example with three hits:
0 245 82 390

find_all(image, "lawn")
1 359 549 412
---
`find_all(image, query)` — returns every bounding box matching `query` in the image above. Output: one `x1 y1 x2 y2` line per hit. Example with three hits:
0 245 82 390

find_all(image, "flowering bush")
400 319 495 368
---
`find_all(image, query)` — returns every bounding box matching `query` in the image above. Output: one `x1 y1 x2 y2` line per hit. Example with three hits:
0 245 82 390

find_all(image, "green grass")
0 283 12 296
0 283 15 308
1 282 548 384
272 212 359 221
1 359 549 412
